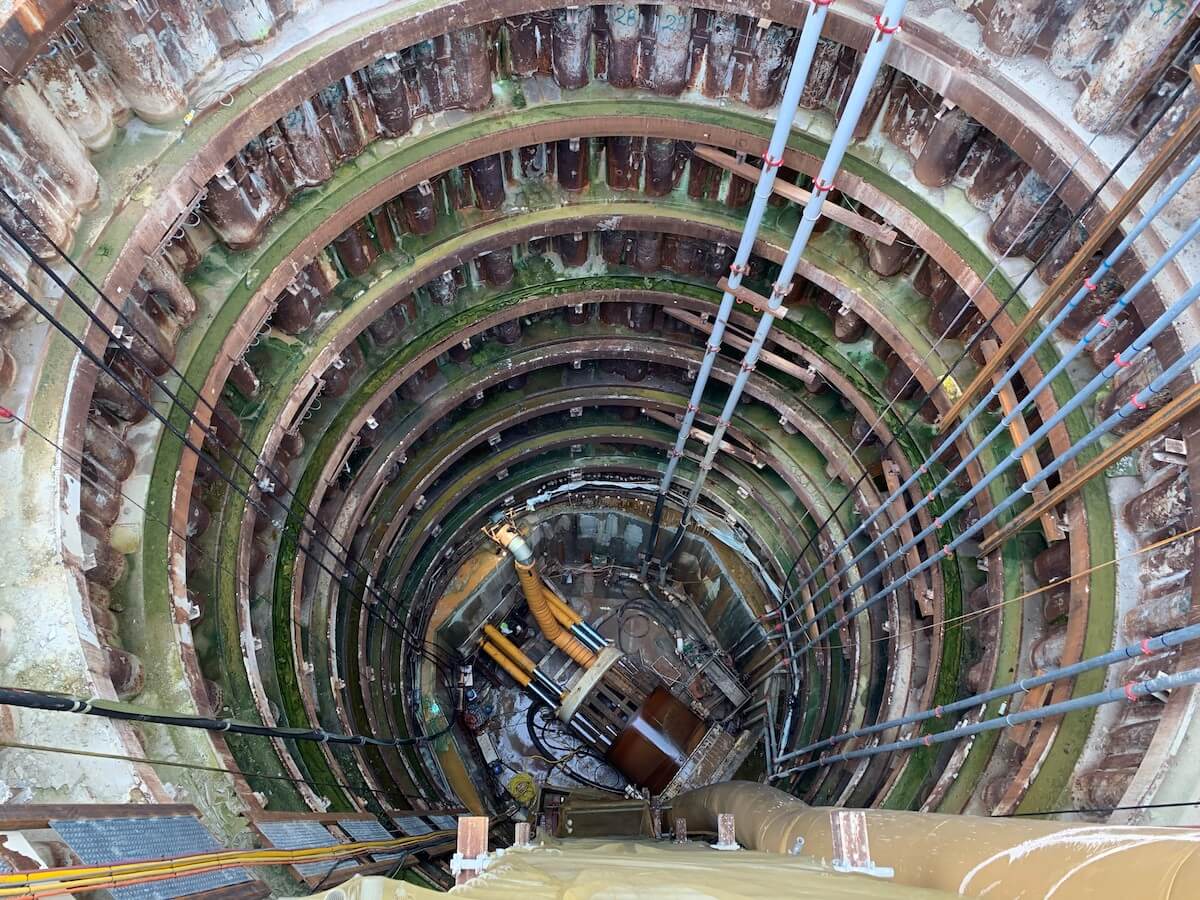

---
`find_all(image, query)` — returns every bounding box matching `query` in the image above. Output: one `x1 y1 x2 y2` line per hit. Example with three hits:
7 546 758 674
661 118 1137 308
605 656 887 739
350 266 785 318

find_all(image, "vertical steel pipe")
657 0 911 570
640 2 837 573
763 152 1200 646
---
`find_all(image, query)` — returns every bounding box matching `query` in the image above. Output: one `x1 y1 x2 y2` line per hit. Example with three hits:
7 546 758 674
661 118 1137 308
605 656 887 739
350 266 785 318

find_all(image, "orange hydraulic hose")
0 833 451 898
482 624 536 675
548 598 575 629
515 561 596 668
479 640 532 686
545 589 583 627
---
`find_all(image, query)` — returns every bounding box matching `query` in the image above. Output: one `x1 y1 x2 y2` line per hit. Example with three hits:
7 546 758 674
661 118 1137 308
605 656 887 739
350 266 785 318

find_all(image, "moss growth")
122 95 1106 812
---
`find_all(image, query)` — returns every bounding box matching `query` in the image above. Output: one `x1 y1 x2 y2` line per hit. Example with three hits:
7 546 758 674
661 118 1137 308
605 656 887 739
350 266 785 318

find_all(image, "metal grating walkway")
336 818 404 860
51 816 252 900
256 820 355 879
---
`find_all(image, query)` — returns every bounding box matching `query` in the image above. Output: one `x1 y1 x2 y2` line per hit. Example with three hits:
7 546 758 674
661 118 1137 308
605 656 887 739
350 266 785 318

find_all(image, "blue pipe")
773 667 1200 778
799 270 1200 657
773 211 1200 654
658 0 911 571
640 4 836 573
761 153 1200 643
776 621 1200 764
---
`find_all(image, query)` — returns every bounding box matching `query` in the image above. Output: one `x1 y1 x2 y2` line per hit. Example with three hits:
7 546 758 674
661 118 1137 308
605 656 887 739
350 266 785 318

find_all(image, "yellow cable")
0 833 450 894
0 842 443 897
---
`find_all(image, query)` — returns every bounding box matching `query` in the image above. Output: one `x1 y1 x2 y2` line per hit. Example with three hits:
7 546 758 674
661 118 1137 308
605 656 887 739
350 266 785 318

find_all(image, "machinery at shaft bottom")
479 522 753 799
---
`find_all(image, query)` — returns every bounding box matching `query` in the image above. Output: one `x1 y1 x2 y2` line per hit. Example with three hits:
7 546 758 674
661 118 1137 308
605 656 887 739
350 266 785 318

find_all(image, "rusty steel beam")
979 338 1066 544
881 460 931 617
716 276 789 318
1007 682 1052 747
979 380 1200 555
693 145 898 245
937 66 1200 432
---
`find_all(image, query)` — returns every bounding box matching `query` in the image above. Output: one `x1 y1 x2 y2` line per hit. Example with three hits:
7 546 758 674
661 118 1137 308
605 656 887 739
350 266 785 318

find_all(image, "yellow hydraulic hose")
0 836 427 882
548 599 575 629
544 589 582 627
479 640 532 687
485 522 596 668
0 832 451 898
482 624 536 675
515 560 596 668
481 627 566 701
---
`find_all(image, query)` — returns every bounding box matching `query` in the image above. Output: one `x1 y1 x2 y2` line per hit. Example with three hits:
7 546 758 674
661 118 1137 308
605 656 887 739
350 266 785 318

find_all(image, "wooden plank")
692 145 898 244
454 816 489 886
796 581 820 641
0 803 199 830
715 276 788 318
980 340 1066 543
639 407 760 467
980 381 1200 554
1008 682 1052 747
662 307 815 386
882 461 932 617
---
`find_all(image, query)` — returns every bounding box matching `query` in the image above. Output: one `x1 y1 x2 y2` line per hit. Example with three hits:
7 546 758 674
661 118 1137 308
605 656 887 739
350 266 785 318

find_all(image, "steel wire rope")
0 261 453 681
0 326 458 782
0 191 449 666
0 739 436 806
0 405 459 688
999 798 1200 818
0 685 460 750
740 71 1195 676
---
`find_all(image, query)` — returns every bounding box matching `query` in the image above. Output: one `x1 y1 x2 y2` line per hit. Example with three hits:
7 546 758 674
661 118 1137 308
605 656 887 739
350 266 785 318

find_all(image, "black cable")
10 406 463 786
0 406 458 688
658 521 689 571
0 189 363 568
755 73 1194 660
997 799 1200 818
525 702 621 794
0 685 455 747
0 264 445 669
384 851 412 879
531 718 617 791
0 195 448 661
310 856 349 893
620 596 681 632
1 738 422 805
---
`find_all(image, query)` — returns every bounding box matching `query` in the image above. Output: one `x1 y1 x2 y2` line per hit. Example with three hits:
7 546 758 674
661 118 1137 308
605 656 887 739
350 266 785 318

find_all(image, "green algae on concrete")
123 96 1102 814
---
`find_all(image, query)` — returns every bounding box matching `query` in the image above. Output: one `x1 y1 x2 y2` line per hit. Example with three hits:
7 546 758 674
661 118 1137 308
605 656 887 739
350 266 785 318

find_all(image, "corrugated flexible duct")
486 524 597 668
671 782 1200 899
